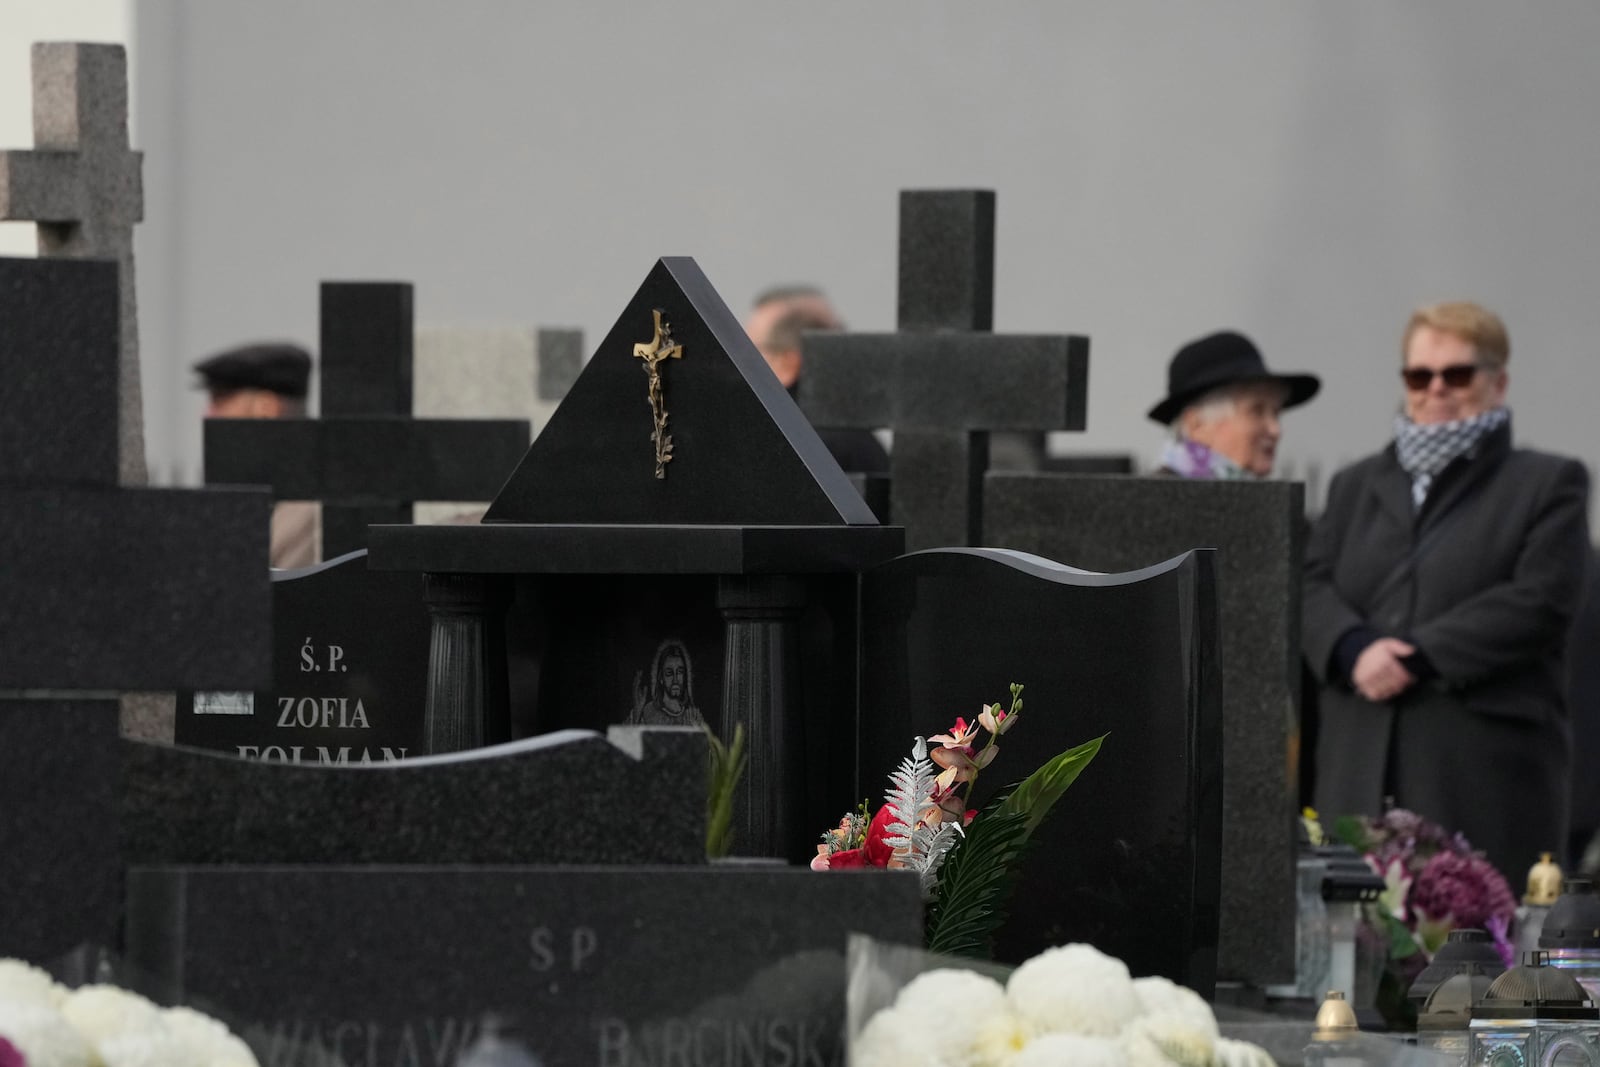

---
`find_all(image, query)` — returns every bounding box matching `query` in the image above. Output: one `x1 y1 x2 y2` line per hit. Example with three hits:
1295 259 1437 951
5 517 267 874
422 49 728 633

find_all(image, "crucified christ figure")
632 308 683 479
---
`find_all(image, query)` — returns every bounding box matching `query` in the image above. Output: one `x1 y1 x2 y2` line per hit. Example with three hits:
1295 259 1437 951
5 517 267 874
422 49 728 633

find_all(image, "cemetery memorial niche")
368 257 904 859
798 189 1089 552
856 546 1225 995
0 253 271 966
984 472 1306 987
204 281 532 557
175 550 429 765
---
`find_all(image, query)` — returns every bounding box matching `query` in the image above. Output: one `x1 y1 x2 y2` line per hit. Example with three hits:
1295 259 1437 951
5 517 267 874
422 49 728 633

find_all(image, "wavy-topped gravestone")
124 726 707 866
857 547 1223 995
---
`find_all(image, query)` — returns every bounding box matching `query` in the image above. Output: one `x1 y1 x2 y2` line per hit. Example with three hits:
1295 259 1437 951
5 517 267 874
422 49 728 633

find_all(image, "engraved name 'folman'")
632 308 683 479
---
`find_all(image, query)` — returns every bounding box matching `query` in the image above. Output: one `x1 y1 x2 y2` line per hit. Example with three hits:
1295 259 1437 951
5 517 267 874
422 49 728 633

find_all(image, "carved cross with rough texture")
632 308 683 479
0 43 146 486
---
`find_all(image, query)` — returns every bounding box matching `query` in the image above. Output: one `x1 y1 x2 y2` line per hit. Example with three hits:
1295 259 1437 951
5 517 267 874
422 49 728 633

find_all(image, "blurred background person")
1147 330 1320 478
193 341 320 569
1302 301 1590 880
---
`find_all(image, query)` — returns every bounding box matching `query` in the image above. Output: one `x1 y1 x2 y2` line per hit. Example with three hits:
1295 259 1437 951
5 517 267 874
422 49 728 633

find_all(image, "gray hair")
1173 380 1289 440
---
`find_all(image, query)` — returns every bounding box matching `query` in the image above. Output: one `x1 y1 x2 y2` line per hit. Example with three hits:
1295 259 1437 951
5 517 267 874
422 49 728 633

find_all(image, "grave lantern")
1517 852 1565 957
1303 989 1361 1066
1540 876 1600 1000
1415 972 1495 1065
1468 952 1600 1067
1409 929 1508 1018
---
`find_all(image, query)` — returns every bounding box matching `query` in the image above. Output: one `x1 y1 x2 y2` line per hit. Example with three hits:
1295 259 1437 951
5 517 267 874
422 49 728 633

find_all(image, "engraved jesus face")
659 654 687 705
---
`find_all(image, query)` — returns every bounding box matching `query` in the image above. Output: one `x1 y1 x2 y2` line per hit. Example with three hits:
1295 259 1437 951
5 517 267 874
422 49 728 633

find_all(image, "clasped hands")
1351 637 1418 702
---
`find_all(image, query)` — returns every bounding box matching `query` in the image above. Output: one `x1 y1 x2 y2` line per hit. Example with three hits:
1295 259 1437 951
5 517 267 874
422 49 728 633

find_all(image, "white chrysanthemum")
0 959 66 1008
896 968 1007 1017
98 1026 205 1067
163 1006 259 1067
1005 943 1141 1038
1130 975 1218 1037
0 999 94 1067
59 984 162 1044
1121 1029 1177 1067
1012 1032 1123 1067
970 1011 1030 1067
852 1006 957 1067
1213 1036 1278 1067
1125 1012 1215 1067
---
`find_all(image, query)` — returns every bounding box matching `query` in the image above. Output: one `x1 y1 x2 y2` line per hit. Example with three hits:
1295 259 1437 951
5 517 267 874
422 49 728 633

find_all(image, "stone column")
422 573 509 754
718 575 807 859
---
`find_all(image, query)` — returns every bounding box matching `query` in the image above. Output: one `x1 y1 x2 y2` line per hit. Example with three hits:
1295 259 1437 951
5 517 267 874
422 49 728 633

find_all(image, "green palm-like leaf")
925 796 1031 958
705 723 747 859
996 734 1104 836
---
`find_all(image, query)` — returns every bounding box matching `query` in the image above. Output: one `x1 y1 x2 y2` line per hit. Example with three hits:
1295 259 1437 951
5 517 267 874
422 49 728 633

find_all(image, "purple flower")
1486 913 1517 970
1409 850 1517 932
0 1035 25 1067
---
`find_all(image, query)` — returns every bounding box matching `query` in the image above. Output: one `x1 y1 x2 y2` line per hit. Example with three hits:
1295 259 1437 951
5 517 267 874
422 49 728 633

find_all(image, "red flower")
826 848 866 868
864 804 898 867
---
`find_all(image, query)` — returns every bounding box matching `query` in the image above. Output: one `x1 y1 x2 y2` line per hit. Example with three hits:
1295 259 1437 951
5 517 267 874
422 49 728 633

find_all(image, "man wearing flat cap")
1147 331 1320 479
194 342 320 568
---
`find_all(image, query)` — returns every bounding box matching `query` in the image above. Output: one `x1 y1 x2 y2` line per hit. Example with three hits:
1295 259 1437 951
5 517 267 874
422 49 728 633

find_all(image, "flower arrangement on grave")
812 683 1104 957
1315 806 1517 1027
0 958 258 1067
851 941 1275 1067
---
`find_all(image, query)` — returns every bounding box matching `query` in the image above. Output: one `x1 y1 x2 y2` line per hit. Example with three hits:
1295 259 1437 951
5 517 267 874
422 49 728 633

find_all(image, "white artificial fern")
882 737 962 897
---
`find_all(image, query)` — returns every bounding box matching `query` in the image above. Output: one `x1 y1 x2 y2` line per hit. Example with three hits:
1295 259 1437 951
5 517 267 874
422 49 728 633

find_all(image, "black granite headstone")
984 473 1305 986
126 727 708 866
204 281 531 556
0 254 270 964
370 259 903 860
126 865 923 1067
858 547 1223 994
798 190 1090 551
177 550 429 763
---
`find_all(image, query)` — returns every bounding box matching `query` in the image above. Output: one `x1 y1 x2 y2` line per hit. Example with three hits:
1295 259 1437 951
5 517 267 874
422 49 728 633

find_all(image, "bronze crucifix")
632 309 683 479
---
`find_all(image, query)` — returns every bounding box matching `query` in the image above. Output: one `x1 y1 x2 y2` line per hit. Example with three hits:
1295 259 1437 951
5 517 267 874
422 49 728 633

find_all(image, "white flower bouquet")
0 959 257 1067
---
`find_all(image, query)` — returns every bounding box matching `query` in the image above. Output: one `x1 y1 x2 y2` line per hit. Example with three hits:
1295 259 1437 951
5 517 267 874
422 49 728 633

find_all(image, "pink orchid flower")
928 716 981 752
978 702 1019 735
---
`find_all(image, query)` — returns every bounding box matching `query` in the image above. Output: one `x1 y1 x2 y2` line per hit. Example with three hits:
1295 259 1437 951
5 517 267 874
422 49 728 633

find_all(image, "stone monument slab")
859 547 1223 993
984 472 1304 984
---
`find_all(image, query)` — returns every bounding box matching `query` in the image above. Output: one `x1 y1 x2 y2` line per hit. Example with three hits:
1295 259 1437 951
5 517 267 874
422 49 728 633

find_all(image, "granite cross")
797 190 1090 551
204 282 533 557
0 43 146 486
0 255 271 965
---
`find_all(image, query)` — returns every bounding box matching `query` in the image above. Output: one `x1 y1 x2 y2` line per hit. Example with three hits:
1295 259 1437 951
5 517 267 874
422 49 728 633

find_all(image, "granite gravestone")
176 551 429 764
984 473 1305 985
369 258 903 859
0 43 145 485
204 282 531 556
0 255 270 966
798 190 1090 551
122 726 926 1067
858 547 1224 994
412 324 583 525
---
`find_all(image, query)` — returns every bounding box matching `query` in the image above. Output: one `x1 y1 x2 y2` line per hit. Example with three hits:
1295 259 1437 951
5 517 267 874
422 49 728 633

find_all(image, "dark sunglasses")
1401 363 1485 390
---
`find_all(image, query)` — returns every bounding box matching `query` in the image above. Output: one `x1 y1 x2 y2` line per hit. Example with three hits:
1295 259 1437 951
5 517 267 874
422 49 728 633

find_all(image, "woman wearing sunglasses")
1302 302 1590 881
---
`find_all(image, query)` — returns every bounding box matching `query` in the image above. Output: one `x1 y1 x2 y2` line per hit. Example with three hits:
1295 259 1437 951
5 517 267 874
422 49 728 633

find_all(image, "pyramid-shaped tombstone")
485 257 875 526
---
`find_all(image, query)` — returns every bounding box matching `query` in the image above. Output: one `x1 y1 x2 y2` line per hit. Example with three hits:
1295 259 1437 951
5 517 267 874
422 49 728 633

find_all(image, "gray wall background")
130 1 1600 514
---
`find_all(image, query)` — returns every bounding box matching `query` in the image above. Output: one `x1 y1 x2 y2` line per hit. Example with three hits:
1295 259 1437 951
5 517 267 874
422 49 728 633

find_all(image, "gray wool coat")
1303 422 1591 879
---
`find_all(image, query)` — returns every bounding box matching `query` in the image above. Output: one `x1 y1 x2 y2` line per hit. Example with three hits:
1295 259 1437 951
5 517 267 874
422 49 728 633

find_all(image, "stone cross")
797 190 1089 551
0 43 145 486
205 282 532 557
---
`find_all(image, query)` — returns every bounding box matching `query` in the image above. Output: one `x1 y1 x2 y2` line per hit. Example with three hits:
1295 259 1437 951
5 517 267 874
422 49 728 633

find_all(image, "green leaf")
1330 814 1373 853
996 734 1104 837
925 798 1032 958
704 723 747 859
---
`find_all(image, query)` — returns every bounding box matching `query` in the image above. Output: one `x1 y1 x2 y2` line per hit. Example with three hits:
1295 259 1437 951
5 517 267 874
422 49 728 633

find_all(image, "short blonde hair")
1402 302 1510 369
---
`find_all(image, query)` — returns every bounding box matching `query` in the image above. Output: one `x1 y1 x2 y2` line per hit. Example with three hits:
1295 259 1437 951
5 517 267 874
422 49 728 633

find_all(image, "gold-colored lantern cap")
1313 990 1359 1037
1526 851 1564 906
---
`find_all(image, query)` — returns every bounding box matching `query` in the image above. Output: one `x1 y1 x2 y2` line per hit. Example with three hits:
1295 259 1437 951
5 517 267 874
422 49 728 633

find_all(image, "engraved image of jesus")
628 638 704 727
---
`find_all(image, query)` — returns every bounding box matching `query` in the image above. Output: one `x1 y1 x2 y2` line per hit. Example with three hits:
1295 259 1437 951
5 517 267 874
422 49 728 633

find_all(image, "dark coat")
1303 422 1590 879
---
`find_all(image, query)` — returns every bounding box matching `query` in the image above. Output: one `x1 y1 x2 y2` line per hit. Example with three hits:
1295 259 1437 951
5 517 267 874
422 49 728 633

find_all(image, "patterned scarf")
1160 438 1253 480
1393 406 1510 508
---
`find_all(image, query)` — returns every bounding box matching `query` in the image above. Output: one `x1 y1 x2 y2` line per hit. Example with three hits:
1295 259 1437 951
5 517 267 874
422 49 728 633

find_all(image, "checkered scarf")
1393 406 1509 508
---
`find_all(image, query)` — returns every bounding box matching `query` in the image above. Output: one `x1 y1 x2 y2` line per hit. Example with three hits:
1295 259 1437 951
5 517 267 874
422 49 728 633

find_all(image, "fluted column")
422 573 509 754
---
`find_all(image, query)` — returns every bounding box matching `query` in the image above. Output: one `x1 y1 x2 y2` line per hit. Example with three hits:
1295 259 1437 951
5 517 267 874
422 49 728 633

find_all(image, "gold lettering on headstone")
632 309 683 479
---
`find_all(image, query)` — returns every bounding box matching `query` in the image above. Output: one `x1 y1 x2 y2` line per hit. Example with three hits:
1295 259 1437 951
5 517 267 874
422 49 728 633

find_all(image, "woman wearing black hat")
1147 331 1320 478
1302 302 1590 881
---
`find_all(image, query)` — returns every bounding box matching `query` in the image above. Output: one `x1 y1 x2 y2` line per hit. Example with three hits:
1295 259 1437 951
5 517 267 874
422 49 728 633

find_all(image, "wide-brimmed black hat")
1146 331 1320 425
193 342 312 398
